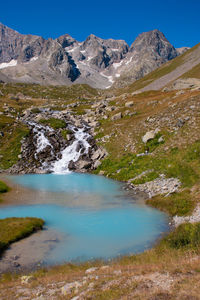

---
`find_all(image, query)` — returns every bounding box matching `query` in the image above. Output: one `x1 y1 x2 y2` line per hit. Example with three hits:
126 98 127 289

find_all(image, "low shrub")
0 181 9 193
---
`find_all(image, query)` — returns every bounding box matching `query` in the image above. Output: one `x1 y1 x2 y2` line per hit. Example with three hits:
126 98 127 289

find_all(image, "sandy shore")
0 174 65 273
0 228 64 274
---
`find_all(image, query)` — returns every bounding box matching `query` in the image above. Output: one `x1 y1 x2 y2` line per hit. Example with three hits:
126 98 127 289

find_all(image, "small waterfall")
25 119 92 174
52 125 91 174
28 122 53 159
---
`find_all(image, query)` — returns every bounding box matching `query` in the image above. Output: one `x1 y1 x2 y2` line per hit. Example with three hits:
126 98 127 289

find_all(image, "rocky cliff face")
112 30 178 87
0 23 180 88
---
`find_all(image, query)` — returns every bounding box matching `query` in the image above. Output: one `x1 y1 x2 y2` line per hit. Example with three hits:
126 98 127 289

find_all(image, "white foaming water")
28 122 53 157
52 126 91 174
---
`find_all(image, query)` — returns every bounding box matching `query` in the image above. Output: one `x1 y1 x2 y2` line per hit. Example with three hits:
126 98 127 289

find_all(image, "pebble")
85 267 98 274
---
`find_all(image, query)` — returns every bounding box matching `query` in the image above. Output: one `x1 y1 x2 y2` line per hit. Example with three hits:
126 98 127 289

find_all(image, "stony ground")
1 251 200 299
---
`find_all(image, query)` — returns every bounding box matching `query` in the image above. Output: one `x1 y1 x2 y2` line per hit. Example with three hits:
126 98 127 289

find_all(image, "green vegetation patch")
40 118 66 129
95 141 200 187
0 83 99 101
31 108 41 114
0 217 44 253
0 115 15 130
61 129 73 139
0 181 9 194
132 171 159 184
162 222 200 250
94 132 105 140
146 190 194 216
144 133 164 153
0 119 30 169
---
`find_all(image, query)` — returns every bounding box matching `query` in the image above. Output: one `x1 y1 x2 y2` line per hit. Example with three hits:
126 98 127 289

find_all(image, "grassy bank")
0 217 44 254
0 180 10 202
0 117 30 169
0 181 9 194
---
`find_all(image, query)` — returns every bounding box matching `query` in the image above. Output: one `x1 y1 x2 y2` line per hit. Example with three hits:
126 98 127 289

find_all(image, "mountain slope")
0 23 180 89
112 30 178 88
117 43 200 94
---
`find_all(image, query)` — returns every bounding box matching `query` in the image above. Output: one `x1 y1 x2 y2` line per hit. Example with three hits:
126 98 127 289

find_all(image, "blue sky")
1 0 199 47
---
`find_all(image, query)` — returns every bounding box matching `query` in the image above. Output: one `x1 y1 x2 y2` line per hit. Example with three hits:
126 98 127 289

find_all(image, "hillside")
117 43 200 94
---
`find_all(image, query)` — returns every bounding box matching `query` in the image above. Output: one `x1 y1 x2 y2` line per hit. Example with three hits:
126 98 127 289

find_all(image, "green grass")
0 217 44 253
40 118 66 129
0 180 9 202
146 190 194 216
94 141 200 188
0 120 30 169
61 129 73 139
144 133 164 153
132 171 159 184
0 115 15 130
94 132 105 140
162 222 200 250
0 83 99 101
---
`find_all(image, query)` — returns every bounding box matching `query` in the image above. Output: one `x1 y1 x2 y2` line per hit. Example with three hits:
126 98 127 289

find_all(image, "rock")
61 281 82 296
68 160 76 170
90 121 100 128
76 160 91 170
66 134 72 141
176 119 185 128
105 106 116 112
169 78 200 90
12 255 20 260
113 270 122 275
162 87 169 92
16 92 25 99
85 267 98 274
13 261 20 267
99 170 105 175
111 112 122 121
142 130 156 143
124 110 130 116
175 90 185 96
158 136 164 143
76 142 82 152
91 149 105 160
21 276 35 284
94 160 101 169
125 101 134 108
130 176 181 198
100 265 110 270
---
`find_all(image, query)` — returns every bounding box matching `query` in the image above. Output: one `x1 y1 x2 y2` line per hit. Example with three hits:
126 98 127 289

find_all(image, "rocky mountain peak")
130 29 178 60
0 23 23 63
57 34 77 48
0 23 184 89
